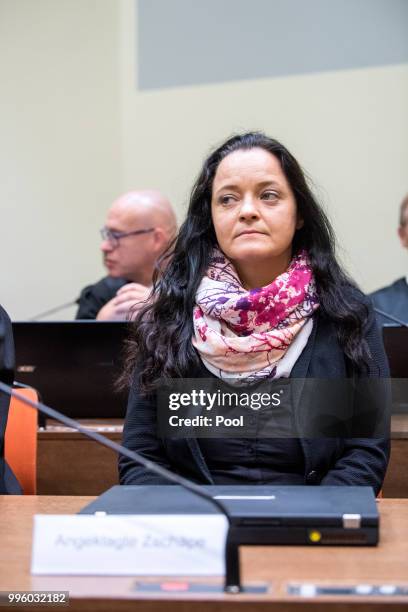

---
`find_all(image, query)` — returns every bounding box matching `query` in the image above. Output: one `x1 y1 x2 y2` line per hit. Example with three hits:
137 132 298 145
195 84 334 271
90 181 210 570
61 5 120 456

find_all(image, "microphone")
0 380 244 594
373 307 408 328
29 298 80 321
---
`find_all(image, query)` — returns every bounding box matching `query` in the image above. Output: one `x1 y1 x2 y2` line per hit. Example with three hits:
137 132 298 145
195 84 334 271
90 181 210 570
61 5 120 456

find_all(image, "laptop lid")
80 485 378 528
12 321 129 419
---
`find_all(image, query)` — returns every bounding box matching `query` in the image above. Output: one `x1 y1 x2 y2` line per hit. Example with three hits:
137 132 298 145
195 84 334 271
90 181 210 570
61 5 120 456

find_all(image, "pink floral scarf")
192 248 319 381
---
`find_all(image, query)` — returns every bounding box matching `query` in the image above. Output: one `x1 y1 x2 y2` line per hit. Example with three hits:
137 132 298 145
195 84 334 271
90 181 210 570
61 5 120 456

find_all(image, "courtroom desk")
1 496 408 612
37 416 408 497
37 420 122 496
383 414 408 498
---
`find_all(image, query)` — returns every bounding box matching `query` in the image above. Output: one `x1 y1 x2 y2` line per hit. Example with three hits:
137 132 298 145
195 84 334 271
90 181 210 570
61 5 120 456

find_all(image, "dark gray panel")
137 0 408 90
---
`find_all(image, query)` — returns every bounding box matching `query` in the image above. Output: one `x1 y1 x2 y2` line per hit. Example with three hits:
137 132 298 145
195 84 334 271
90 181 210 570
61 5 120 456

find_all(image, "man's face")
398 206 408 249
101 204 156 281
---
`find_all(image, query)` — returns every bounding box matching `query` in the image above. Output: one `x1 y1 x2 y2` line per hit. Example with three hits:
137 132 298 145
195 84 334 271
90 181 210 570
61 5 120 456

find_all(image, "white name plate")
31 514 227 576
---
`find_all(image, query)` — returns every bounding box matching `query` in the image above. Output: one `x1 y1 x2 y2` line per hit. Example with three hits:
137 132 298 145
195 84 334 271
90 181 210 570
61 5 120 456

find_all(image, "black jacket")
370 277 408 325
0 305 22 494
76 276 128 319
119 304 390 496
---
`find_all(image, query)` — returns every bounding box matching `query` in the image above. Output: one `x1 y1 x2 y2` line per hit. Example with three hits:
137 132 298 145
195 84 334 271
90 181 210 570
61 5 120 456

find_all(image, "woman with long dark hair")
119 132 389 494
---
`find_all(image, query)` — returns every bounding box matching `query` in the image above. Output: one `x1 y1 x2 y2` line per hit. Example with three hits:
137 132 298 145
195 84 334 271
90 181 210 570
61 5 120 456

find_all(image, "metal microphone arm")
29 299 80 321
374 308 408 328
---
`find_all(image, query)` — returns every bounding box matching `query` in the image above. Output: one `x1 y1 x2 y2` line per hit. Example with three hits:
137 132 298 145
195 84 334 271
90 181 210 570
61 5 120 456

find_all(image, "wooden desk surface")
38 419 124 438
391 414 408 438
1 496 408 611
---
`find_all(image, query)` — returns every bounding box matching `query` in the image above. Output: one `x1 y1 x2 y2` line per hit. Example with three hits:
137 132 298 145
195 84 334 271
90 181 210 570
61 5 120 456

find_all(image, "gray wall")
138 0 408 89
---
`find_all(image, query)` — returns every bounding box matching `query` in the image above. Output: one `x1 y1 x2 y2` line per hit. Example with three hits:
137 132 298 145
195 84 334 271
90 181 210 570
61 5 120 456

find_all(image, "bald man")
370 195 408 325
76 191 177 320
370 193 408 325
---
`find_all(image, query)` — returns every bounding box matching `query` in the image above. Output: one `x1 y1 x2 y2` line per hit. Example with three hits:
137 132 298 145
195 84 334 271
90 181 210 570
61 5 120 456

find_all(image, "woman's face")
211 147 302 286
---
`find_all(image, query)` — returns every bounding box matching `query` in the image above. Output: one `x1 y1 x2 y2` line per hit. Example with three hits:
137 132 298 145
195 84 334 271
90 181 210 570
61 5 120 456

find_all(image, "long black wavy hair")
122 132 370 392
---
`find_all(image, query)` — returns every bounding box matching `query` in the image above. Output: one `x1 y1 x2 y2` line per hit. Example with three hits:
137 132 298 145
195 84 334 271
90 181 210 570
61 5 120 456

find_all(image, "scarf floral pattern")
192 248 319 381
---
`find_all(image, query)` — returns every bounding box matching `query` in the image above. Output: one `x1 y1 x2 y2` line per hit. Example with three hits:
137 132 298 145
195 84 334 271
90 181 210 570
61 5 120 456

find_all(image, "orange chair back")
5 388 38 494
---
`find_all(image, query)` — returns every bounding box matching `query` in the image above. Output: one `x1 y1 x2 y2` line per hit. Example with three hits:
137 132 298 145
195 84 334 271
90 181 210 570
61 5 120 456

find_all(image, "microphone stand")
374 308 408 328
0 381 244 593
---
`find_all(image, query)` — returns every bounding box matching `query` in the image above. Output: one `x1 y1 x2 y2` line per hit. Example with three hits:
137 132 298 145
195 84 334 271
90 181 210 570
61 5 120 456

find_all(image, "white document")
31 514 228 576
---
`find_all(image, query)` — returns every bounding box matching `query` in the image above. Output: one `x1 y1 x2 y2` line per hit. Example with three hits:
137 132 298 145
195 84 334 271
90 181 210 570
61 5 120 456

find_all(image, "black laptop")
12 321 129 419
383 326 408 413
80 485 379 546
